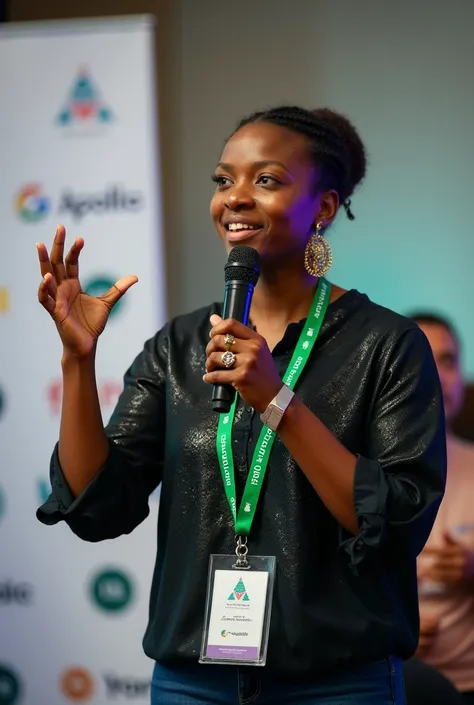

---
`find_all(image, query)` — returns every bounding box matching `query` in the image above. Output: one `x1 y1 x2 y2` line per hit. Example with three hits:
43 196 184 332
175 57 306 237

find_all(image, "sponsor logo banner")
89 568 134 613
0 665 21 705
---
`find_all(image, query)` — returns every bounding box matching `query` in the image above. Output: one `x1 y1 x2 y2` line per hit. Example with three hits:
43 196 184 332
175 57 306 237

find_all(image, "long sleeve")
36 327 168 542
340 327 447 572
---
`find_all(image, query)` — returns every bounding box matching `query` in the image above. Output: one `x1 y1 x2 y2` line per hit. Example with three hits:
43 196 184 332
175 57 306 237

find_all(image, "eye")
211 174 231 188
256 175 280 186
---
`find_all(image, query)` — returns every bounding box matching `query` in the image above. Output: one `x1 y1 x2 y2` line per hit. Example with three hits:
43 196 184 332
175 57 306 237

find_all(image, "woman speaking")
36 105 446 704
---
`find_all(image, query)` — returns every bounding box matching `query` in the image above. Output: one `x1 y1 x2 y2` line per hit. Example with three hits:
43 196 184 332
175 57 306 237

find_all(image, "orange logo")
60 667 95 701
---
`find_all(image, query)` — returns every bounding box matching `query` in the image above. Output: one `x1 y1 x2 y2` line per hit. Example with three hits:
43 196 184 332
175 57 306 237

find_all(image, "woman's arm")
205 320 447 562
277 397 358 533
38 331 167 541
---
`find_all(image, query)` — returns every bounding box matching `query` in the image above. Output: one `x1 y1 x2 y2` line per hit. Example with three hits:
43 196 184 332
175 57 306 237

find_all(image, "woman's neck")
250 267 320 328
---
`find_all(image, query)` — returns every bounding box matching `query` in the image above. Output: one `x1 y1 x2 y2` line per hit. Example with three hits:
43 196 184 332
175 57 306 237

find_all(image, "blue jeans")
151 657 406 704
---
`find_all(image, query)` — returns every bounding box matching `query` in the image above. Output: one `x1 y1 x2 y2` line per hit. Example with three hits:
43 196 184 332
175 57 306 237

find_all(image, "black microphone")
212 245 261 413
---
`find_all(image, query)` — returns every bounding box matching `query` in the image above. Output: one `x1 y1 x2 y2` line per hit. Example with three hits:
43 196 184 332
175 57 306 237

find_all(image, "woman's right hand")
37 225 138 358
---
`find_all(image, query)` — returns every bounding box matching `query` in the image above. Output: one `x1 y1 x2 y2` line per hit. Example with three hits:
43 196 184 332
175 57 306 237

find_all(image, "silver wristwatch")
260 384 295 431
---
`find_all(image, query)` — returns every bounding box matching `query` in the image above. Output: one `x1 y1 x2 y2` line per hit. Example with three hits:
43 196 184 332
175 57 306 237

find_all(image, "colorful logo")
60 667 95 702
0 288 9 314
57 68 113 126
220 630 228 637
228 577 250 602
0 665 21 705
90 568 134 613
83 275 123 319
14 184 50 223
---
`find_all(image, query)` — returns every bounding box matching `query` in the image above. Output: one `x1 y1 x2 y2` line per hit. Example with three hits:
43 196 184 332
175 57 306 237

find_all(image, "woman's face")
210 122 337 262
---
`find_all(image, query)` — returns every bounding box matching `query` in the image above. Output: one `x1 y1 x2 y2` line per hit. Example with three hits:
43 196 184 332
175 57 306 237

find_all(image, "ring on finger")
221 351 236 368
224 334 235 351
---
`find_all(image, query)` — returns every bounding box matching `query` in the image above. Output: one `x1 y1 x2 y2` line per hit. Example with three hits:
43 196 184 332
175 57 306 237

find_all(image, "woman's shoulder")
332 287 432 359
336 287 422 336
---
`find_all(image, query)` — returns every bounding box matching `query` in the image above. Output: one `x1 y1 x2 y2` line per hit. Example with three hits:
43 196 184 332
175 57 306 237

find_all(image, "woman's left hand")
203 315 283 413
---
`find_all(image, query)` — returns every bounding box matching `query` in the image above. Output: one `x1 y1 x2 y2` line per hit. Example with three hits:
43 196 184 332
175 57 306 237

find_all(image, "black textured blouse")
38 289 446 677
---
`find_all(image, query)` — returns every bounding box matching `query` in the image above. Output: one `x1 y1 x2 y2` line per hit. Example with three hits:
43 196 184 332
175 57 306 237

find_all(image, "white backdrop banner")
0 16 166 705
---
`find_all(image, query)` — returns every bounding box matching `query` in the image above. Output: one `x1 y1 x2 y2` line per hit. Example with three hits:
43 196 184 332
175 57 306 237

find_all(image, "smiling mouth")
225 223 263 237
226 223 262 231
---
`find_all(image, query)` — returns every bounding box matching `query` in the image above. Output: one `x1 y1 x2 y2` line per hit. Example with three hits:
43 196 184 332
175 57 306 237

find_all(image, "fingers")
422 545 463 559
417 615 439 654
65 237 84 279
209 317 258 341
418 634 435 652
423 560 464 585
38 273 56 315
205 334 245 357
423 546 464 563
205 350 244 373
50 224 67 284
420 614 439 633
36 242 57 298
99 275 139 308
422 557 464 575
203 368 241 386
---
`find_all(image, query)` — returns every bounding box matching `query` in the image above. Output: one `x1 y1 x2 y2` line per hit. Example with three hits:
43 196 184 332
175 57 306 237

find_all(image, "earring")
304 222 333 277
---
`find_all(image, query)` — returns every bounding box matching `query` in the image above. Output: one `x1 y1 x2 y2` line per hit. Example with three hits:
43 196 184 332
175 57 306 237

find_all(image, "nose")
224 180 254 211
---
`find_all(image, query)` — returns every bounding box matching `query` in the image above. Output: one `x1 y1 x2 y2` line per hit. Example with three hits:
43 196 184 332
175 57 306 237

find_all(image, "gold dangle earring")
304 221 333 277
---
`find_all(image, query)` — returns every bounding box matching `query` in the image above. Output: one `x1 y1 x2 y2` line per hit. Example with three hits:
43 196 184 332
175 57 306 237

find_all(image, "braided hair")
234 106 367 221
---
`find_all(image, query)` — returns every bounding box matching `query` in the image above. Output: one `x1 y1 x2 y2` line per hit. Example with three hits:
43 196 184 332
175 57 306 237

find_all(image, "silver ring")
224 334 235 351
221 350 236 368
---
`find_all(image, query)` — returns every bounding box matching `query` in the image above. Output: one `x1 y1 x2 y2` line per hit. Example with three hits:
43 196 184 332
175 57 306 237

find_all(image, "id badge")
199 553 275 666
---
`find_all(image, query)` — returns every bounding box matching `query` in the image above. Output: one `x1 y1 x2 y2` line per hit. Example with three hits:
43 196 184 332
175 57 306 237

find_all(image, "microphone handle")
211 280 254 413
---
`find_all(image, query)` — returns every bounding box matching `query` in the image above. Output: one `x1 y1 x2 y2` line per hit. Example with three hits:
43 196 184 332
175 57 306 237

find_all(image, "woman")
36 106 446 704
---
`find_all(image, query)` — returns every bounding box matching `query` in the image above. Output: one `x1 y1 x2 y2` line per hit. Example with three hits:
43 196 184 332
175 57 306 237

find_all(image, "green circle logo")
83 276 123 319
0 665 21 705
90 568 134 613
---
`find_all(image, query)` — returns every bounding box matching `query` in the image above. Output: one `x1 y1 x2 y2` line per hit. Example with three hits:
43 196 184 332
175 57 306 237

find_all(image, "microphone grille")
224 246 261 285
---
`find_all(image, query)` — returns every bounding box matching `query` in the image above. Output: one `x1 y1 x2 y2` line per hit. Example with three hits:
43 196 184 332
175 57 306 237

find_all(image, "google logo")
14 184 50 223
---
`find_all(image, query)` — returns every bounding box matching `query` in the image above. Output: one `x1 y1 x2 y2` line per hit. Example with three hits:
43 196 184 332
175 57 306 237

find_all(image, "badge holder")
199 537 275 666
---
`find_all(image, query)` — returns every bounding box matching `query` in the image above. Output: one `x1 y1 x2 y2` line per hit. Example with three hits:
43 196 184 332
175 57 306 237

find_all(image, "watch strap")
260 384 295 431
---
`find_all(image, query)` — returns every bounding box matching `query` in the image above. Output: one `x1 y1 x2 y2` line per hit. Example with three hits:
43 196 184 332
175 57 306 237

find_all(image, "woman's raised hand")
37 225 138 358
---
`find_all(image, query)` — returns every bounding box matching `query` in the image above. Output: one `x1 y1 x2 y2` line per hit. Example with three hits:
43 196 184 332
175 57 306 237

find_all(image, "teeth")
227 223 259 231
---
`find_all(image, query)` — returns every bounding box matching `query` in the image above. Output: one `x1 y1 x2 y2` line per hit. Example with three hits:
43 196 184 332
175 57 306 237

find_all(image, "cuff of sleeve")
339 455 389 573
36 444 101 525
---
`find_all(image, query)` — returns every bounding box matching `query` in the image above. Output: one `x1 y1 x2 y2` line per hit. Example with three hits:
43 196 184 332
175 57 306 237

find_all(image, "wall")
174 0 474 374
8 0 474 376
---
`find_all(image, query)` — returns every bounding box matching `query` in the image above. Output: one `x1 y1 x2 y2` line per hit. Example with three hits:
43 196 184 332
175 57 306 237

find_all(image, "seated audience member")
409 312 474 704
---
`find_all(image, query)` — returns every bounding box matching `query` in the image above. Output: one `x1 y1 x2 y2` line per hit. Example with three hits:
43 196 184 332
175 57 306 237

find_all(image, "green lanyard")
216 278 332 537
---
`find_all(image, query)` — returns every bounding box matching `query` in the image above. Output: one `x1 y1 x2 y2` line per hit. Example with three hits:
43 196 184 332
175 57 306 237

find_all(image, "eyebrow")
216 160 291 173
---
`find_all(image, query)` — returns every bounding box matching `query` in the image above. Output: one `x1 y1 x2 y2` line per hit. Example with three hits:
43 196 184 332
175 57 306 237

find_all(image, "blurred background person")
407 313 474 704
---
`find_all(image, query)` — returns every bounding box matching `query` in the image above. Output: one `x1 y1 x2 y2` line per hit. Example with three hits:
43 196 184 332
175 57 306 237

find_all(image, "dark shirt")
37 289 446 677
